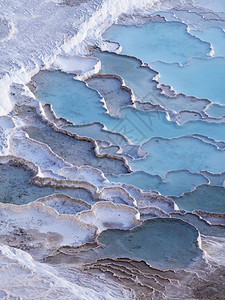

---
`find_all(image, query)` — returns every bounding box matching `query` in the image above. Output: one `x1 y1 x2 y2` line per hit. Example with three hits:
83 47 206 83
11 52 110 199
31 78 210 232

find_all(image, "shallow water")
94 51 157 101
86 76 131 117
17 105 128 175
200 171 225 186
0 164 95 205
191 27 225 57
107 170 209 197
33 71 225 145
103 22 210 64
4 2 225 298
28 15 225 281
119 107 225 143
151 57 225 104
81 218 202 269
171 185 225 213
129 136 225 176
63 123 128 147
205 103 225 118
34 71 109 125
94 51 209 114
171 212 225 237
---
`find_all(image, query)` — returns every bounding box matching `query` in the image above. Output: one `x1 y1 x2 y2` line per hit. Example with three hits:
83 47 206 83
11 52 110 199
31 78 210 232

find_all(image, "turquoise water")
191 27 225 57
119 108 225 143
94 51 157 101
86 76 131 117
94 51 209 114
34 71 111 125
107 170 209 197
30 18 225 271
129 136 225 176
63 123 128 147
91 218 202 269
151 57 225 104
171 213 225 237
0 164 95 205
205 103 225 118
33 71 225 145
103 22 210 64
171 185 225 213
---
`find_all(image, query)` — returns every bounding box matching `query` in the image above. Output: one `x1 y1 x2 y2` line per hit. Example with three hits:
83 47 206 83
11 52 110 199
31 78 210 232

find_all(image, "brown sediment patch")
52 242 100 257
89 264 157 299
0 155 39 176
0 201 97 260
83 258 189 299
192 267 225 300
83 257 225 299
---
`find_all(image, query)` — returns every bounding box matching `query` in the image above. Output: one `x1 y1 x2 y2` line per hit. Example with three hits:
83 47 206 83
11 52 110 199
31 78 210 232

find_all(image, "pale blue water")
33 71 225 145
103 22 210 64
107 170 209 197
171 185 225 213
129 136 225 176
191 27 225 57
119 108 225 143
171 213 225 237
0 164 95 205
151 57 225 104
94 51 157 101
194 0 225 13
94 51 209 113
34 71 112 125
205 103 225 118
28 17 225 271
200 171 225 186
64 123 128 147
87 218 202 269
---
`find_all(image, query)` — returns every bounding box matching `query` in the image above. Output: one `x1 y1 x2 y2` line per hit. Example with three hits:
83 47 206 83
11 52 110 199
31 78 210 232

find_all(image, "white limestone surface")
0 0 161 116
0 244 132 299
